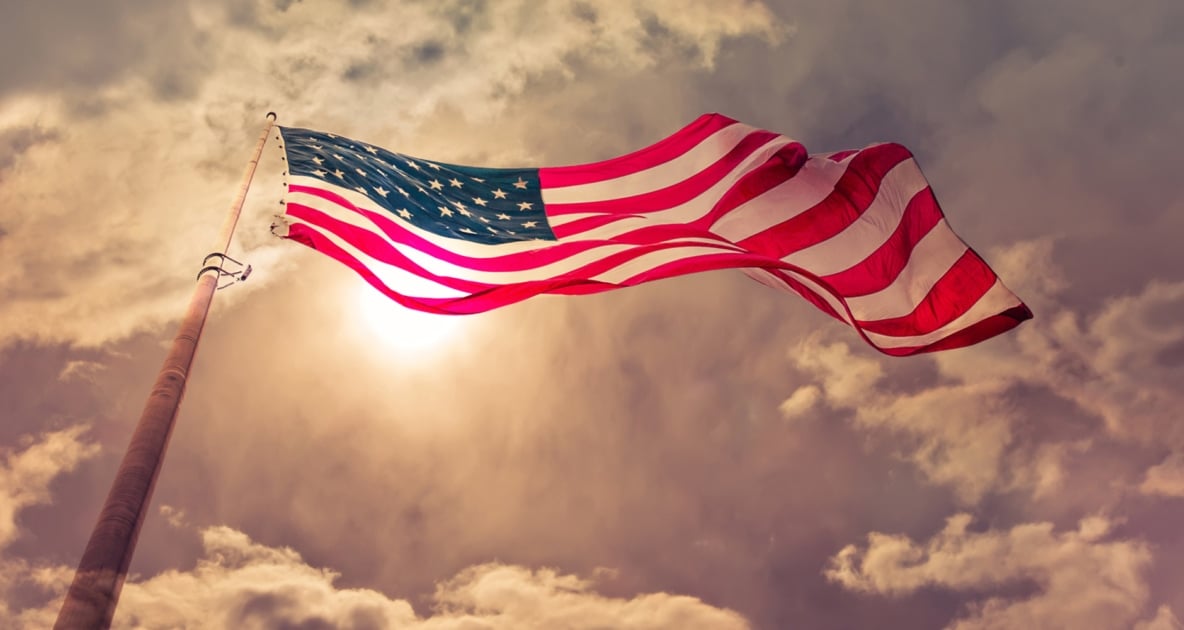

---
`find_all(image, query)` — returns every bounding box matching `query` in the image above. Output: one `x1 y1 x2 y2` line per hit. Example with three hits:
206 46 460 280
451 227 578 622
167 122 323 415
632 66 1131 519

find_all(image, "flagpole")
54 112 277 630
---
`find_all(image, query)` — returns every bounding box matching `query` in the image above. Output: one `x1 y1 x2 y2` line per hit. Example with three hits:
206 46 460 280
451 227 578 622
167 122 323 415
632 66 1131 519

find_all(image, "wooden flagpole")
54 112 277 630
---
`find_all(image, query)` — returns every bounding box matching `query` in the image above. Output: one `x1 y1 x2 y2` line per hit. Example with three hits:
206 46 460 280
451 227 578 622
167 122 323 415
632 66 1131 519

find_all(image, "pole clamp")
197 253 252 289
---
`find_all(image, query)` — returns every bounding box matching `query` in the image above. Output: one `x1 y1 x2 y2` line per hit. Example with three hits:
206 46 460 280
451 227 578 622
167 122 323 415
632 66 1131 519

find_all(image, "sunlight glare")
353 285 469 355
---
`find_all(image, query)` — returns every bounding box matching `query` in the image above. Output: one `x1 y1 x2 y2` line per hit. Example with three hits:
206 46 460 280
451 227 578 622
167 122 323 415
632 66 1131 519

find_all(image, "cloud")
826 513 1173 630
0 426 747 629
8 525 750 629
1140 454 1184 498
0 426 99 549
1136 606 1184 630
784 239 1184 504
0 427 98 626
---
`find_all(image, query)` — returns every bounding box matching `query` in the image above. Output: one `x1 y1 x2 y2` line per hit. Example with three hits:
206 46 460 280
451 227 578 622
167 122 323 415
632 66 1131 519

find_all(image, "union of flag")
276 114 1031 356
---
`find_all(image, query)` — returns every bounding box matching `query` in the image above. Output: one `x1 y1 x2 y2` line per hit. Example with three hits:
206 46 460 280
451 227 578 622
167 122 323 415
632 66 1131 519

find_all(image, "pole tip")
266 112 277 120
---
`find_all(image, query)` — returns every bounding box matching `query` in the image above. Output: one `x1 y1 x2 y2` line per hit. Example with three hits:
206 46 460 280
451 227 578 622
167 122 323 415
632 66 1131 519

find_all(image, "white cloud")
6 526 749 630
0 429 748 629
1140 454 1184 498
787 239 1184 503
778 384 820 420
0 426 99 549
0 427 99 627
826 514 1166 630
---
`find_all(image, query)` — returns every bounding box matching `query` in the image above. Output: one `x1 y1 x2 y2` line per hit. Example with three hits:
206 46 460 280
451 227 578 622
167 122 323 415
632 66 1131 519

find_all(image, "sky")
1 0 1183 628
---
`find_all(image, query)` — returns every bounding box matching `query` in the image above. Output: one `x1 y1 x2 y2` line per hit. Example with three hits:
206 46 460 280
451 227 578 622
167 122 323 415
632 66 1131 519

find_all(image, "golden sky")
2 1 1183 628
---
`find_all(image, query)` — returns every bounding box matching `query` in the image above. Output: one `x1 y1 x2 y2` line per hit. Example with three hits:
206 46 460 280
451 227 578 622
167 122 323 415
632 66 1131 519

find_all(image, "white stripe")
758 267 857 327
542 123 756 203
595 245 749 284
552 136 798 234
710 150 864 243
287 218 467 299
292 189 735 284
864 281 1022 348
782 159 928 276
844 221 968 321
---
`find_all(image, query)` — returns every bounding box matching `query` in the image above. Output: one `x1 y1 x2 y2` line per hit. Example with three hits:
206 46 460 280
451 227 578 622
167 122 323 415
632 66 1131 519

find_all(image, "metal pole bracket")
197 252 252 289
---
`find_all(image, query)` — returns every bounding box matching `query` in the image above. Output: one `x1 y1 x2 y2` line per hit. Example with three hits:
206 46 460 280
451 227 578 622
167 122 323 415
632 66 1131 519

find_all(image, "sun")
353 284 469 356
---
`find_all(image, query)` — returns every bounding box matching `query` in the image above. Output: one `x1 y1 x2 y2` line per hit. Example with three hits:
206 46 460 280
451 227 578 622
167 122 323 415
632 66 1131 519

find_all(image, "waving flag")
276 114 1030 355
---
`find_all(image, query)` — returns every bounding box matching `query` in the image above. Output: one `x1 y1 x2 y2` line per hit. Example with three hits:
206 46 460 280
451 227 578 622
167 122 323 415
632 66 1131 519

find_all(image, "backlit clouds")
4 0 1184 627
786 239 1184 505
0 0 779 348
0 426 98 549
0 425 749 629
112 528 751 629
826 513 1173 630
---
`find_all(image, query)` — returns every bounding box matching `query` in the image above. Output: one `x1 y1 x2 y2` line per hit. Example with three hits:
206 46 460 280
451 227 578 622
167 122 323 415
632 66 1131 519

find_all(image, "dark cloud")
0 125 58 174
0 1 212 101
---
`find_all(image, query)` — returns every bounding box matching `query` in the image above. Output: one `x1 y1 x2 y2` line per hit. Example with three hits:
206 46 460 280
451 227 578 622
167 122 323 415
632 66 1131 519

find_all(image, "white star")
326 132 338 138
459 227 476 234
397 208 412 219
429 180 444 190
522 221 538 228
439 206 454 217
492 188 508 199
364 146 378 155
333 153 345 161
355 168 367 176
375 186 389 197
452 200 466 210
479 216 490 223
497 213 511 220
312 156 324 165
354 186 367 194
458 208 472 217
428 163 441 170
312 169 327 177
309 143 323 150
513 177 528 189
407 160 421 170
487 226 499 234
473 197 488 206
396 186 409 197
332 169 345 179
449 178 463 188
472 177 485 183
517 201 533 211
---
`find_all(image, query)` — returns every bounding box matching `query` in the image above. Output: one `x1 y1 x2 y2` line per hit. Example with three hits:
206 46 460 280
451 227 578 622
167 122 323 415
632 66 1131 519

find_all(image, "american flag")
277 114 1031 355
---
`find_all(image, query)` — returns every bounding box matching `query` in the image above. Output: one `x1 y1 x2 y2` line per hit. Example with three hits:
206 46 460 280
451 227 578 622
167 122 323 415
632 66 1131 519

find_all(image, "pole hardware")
196 252 252 289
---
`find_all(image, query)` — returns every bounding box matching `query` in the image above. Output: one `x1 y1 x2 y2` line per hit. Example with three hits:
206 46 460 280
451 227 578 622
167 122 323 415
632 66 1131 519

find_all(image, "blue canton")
281 127 556 245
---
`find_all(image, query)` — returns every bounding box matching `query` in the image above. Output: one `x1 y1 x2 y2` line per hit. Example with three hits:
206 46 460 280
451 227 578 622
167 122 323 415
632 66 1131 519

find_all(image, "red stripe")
539 113 738 187
691 142 808 231
820 187 945 297
291 202 756 290
855 250 996 336
737 143 913 258
290 192 732 272
550 213 639 238
876 305 1034 356
543 131 782 216
289 219 1021 356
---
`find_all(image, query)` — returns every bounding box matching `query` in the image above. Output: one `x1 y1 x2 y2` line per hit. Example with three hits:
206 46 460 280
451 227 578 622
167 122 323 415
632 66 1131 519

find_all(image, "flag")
276 113 1031 356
